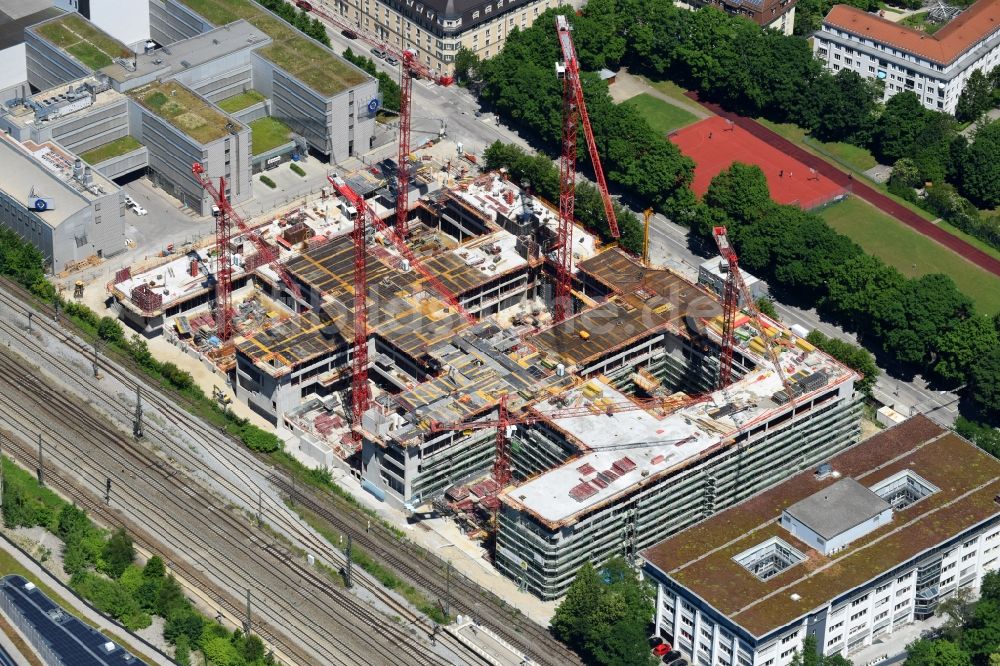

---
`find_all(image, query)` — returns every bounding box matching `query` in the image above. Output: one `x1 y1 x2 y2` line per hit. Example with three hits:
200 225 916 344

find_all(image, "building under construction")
110 167 862 599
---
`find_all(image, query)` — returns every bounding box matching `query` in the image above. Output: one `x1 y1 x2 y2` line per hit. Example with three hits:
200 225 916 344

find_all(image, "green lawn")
819 196 1000 314
176 0 367 96
622 92 698 135
756 118 877 172
132 81 236 144
901 11 946 34
645 78 701 109
217 89 266 113
79 136 143 164
36 14 130 71
250 117 292 155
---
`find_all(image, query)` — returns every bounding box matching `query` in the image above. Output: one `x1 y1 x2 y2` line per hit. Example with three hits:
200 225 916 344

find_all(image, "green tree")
969 345 1000 423
937 587 976 641
703 163 772 229
756 298 778 319
873 92 932 164
933 315 999 385
982 571 1000 603
889 157 922 190
806 331 880 395
808 69 879 142
453 47 480 84
102 528 135 579
157 575 187 617
165 608 205 648
551 562 603 650
961 120 1000 207
96 316 125 345
144 555 166 579
956 69 994 123
905 638 971 666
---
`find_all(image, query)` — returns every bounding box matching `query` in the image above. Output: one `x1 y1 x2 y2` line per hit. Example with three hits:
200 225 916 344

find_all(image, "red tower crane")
192 163 303 341
327 174 478 438
553 14 620 324
395 49 419 237
712 226 795 403
429 391 709 487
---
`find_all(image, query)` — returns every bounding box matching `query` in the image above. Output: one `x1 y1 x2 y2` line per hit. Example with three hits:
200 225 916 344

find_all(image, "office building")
642 416 1000 665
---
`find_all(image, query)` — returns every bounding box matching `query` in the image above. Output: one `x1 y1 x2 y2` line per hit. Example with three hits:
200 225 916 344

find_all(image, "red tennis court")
670 116 845 209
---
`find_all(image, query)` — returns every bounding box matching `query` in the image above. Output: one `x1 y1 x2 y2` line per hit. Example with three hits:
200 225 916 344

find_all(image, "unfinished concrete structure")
110 169 862 599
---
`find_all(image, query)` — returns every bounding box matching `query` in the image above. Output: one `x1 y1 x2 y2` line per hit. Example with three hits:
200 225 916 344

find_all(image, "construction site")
106 25 863 600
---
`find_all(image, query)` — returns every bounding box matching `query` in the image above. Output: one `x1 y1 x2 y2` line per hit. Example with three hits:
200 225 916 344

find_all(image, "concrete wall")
88 0 151 46
172 49 254 103
149 0 212 46
94 146 149 179
131 98 251 216
46 96 131 154
0 44 27 92
24 29 91 92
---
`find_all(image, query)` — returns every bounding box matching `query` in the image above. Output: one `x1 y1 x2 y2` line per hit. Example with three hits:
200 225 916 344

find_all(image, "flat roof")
1 574 148 665
824 0 1000 65
641 416 1000 637
129 80 240 144
2 77 127 131
0 133 113 227
784 477 890 540
242 233 471 375
175 0 369 96
102 20 269 83
0 3 61 51
421 230 528 297
31 13 131 71
531 250 722 367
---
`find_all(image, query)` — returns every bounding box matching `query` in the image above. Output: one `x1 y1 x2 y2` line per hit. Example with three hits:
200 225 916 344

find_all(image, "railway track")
0 278 578 665
0 348 448 666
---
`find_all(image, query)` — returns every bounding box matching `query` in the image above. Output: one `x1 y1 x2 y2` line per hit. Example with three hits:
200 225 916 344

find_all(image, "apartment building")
813 0 1000 114
677 0 797 34
327 0 570 76
642 416 1000 666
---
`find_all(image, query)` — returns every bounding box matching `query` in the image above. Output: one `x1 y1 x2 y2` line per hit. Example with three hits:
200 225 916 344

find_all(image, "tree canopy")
551 558 657 666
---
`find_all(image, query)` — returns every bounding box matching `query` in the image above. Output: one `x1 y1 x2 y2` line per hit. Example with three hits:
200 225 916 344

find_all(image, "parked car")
675 659 689 666
663 650 682 663
385 55 399 66
341 28 358 39
370 47 387 59
653 644 670 657
131 204 147 216
649 636 664 648
295 1 313 10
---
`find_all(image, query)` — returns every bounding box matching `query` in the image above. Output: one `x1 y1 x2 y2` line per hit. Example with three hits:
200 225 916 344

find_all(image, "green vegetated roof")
176 0 368 96
217 89 267 113
642 416 1000 637
79 136 143 165
35 14 131 71
130 81 239 144
249 116 292 155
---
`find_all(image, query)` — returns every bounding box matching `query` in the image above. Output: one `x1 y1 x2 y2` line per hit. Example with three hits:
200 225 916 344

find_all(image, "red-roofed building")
813 0 1000 114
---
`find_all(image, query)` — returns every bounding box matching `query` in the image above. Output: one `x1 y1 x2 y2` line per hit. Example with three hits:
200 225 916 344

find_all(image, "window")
782 634 798 644
829 621 844 631
962 552 977 562
850 609 868 622
827 636 842 647
852 595 869 607
894 600 910 610
781 648 796 658
896 586 911 596
875 583 891 593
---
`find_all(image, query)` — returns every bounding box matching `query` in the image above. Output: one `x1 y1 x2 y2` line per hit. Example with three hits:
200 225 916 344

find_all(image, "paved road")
687 93 1000 278
644 211 961 426
310 0 530 156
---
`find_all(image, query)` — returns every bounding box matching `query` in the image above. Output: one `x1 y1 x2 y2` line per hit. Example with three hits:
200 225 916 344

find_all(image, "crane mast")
712 226 795 404
396 49 418 237
192 162 303 341
553 14 621 323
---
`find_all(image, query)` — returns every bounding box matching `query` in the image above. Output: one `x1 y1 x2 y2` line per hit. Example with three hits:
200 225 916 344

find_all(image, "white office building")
642 415 1000 666
813 0 1000 114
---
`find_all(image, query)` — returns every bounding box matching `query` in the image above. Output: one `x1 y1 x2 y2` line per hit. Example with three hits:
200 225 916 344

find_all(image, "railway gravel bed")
0 278 578 666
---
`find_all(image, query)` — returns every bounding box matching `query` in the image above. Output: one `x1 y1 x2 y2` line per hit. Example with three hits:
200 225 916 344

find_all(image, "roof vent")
791 593 802 601
815 462 833 479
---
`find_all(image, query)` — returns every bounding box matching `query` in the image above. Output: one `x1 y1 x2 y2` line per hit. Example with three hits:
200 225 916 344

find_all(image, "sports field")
670 117 845 209
820 196 1000 315
622 93 698 135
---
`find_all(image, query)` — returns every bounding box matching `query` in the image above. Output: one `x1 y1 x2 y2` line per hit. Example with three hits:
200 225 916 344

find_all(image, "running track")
684 92 1000 278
